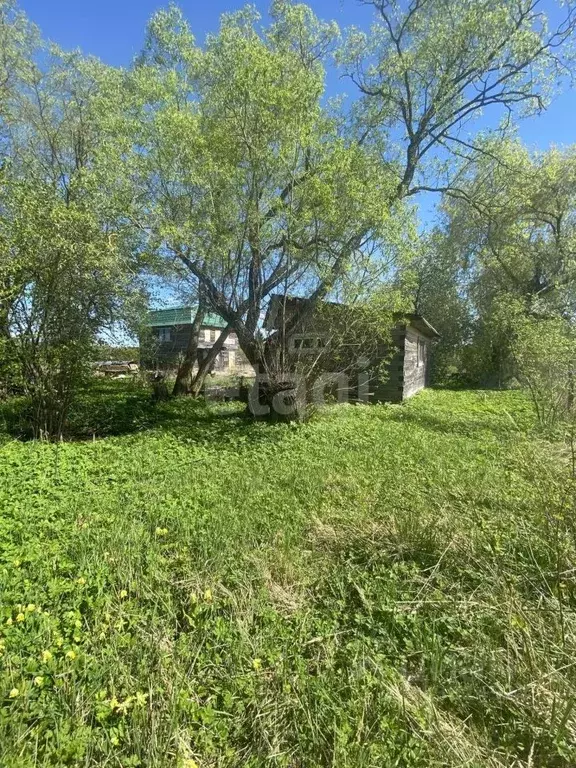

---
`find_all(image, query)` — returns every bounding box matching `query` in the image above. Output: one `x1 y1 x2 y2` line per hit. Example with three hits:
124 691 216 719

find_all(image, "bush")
512 315 575 431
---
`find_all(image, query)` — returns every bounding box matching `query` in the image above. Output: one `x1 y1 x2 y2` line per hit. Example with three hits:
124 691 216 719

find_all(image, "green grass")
1 386 576 767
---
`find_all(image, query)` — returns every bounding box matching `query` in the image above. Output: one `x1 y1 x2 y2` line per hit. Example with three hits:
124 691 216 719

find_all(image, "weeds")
0 387 575 766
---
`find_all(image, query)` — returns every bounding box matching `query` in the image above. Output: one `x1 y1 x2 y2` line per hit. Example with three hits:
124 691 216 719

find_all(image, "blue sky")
19 1 370 66
19 0 575 152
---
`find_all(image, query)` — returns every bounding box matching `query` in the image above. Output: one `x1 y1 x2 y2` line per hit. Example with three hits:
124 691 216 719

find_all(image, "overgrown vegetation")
1 0 576 763
407 141 576 396
1 385 575 767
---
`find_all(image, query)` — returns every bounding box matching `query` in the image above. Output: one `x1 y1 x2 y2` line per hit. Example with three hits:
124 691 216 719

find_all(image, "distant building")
141 299 439 401
264 295 440 403
140 307 253 374
93 361 139 378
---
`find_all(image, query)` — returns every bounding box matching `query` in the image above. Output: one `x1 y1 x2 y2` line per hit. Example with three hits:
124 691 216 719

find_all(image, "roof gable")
147 307 227 329
403 314 441 339
264 294 440 339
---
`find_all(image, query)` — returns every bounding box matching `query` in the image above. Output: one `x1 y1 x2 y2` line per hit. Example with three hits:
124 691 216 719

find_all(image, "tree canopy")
128 2 412 387
345 0 576 196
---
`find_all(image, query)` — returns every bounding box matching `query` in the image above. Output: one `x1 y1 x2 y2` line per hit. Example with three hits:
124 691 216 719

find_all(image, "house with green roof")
141 306 252 374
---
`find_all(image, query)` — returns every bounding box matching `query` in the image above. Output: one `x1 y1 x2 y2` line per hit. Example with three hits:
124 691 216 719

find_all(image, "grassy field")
1 385 575 767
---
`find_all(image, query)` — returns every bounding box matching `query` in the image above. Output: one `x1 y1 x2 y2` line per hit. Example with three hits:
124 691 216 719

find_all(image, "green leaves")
0 36 147 436
511 309 575 430
0 0 39 119
1 385 575 765
422 137 576 389
347 0 576 196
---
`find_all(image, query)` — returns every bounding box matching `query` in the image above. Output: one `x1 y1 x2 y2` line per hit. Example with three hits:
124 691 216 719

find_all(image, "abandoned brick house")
263 295 440 403
141 307 253 374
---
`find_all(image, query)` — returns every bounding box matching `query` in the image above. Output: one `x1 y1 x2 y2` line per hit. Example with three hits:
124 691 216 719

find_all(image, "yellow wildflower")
16 613 25 623
119 589 128 599
155 527 169 536
9 688 19 698
5 618 12 626
203 588 212 603
252 658 262 671
34 676 44 687
41 650 53 663
26 603 36 613
77 577 86 586
65 650 76 660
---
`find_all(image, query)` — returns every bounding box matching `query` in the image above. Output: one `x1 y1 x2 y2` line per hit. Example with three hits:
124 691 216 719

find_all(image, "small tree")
512 313 575 431
0 38 145 437
0 180 138 437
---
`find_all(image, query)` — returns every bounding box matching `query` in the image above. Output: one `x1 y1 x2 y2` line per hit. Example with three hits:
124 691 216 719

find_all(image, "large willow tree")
127 0 576 410
129 2 409 407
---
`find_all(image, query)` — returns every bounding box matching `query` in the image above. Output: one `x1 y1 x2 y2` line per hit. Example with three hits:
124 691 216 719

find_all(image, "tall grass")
0 386 575 766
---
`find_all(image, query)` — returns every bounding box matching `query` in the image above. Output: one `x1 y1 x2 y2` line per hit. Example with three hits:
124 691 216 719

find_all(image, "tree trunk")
190 326 231 398
152 372 170 403
239 337 305 422
250 378 305 422
172 303 206 397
